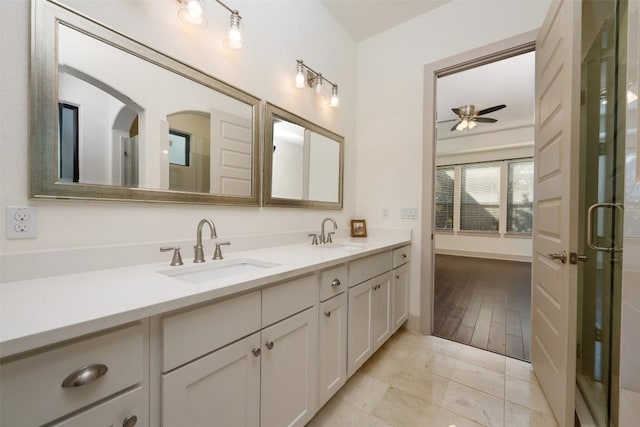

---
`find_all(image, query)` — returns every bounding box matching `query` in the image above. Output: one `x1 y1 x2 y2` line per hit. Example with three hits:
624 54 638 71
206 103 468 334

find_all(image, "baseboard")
435 248 532 263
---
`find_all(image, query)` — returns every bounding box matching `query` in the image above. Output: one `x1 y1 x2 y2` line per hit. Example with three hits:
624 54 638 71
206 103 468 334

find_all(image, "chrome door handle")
587 203 624 252
265 341 274 350
547 251 567 264
252 348 261 357
61 364 108 388
324 311 331 318
331 279 341 287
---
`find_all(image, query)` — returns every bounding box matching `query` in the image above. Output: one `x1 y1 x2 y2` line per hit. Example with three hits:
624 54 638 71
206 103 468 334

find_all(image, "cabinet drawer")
348 251 393 287
52 386 146 427
0 323 143 427
163 291 261 372
262 274 317 327
393 245 411 268
319 264 347 301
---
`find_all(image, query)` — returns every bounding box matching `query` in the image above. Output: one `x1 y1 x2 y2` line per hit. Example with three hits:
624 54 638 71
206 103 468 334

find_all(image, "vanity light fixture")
295 60 340 108
177 0 243 49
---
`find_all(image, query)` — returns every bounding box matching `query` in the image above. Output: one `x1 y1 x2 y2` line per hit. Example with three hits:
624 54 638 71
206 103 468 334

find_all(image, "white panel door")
162 332 261 427
372 272 392 351
392 263 410 332
532 0 581 425
260 307 318 427
319 293 348 406
210 108 252 196
347 279 373 377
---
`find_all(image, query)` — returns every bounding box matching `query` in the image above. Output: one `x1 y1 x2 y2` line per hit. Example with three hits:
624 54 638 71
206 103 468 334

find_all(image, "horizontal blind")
435 167 455 230
460 163 500 232
507 160 534 233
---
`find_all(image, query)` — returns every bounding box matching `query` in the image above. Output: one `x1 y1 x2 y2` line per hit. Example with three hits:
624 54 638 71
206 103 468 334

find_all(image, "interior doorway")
429 48 536 360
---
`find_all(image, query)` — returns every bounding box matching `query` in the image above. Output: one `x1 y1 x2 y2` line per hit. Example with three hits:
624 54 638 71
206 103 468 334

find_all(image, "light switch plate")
400 207 418 219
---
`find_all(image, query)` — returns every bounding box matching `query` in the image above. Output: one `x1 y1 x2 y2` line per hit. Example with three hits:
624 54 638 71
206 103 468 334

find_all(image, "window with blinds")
435 167 455 230
507 160 534 233
460 163 500 232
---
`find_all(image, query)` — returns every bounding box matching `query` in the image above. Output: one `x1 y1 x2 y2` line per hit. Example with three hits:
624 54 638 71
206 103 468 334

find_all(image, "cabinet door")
261 307 318 427
162 332 261 427
347 279 373 377
318 293 348 406
372 272 392 351
392 263 410 332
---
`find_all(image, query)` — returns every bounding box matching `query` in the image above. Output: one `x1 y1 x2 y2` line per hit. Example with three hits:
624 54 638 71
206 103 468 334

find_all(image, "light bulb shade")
315 75 323 94
178 0 207 27
329 86 339 107
468 120 477 129
226 11 242 49
295 61 305 88
295 71 305 89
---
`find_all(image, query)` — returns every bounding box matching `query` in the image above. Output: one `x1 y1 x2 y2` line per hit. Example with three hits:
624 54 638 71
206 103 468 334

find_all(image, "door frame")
420 30 539 335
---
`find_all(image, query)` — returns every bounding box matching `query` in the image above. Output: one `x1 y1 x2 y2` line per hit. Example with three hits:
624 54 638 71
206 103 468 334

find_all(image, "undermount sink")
325 242 366 251
159 258 279 284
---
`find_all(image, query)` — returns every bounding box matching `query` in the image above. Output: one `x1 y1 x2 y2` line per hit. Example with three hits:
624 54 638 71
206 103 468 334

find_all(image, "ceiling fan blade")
451 107 466 116
473 117 498 123
437 119 458 123
450 120 462 131
476 104 506 116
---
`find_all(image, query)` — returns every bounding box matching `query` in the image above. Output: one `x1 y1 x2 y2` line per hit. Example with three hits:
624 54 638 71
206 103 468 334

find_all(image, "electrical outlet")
6 206 37 239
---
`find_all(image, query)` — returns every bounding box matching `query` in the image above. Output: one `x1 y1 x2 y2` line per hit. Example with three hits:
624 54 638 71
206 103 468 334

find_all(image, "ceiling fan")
443 104 506 131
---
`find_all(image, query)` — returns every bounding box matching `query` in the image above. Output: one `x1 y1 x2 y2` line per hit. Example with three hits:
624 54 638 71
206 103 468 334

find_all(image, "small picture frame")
350 219 367 238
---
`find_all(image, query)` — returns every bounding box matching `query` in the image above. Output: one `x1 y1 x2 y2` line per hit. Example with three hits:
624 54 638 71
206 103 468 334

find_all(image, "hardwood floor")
433 254 532 360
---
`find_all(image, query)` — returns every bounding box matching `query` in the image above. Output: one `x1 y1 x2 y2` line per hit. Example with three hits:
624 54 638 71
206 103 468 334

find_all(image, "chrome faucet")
194 218 217 263
319 217 337 244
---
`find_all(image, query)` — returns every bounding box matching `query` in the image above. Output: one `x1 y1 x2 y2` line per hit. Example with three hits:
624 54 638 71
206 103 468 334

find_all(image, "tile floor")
307 328 557 427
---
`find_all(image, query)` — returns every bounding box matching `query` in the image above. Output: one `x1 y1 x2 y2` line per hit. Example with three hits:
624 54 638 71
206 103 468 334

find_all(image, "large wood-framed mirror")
262 102 344 209
31 0 261 205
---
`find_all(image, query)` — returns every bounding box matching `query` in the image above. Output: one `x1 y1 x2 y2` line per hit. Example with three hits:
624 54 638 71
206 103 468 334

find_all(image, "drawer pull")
265 341 274 350
324 310 332 318
61 363 108 388
402 254 408 259
395 275 400 279
252 348 261 357
123 415 138 427
331 279 341 287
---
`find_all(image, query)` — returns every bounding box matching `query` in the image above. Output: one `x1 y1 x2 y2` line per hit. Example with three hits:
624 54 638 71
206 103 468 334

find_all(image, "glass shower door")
577 1 626 425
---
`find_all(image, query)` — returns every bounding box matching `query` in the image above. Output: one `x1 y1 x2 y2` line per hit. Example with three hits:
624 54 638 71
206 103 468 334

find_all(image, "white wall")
355 0 551 329
0 0 356 258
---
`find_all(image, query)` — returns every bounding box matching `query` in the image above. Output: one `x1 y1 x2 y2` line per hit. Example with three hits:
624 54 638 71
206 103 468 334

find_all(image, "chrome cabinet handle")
252 348 261 357
401 254 407 259
61 363 108 388
265 341 274 350
547 251 567 264
395 275 400 279
123 415 138 427
331 279 341 287
324 311 331 318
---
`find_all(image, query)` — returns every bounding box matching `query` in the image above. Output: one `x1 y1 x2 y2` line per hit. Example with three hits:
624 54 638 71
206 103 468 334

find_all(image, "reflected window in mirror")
168 130 190 167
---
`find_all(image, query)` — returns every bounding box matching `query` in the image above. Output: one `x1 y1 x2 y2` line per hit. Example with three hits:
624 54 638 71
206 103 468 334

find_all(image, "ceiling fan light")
456 120 467 131
468 120 477 129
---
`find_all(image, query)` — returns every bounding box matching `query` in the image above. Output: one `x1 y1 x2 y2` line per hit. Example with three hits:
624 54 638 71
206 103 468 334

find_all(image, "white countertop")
0 233 410 358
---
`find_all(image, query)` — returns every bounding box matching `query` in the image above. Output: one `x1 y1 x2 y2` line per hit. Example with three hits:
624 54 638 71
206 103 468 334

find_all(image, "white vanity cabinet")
391 245 411 332
0 323 147 427
161 274 318 427
346 250 394 377
317 264 348 407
